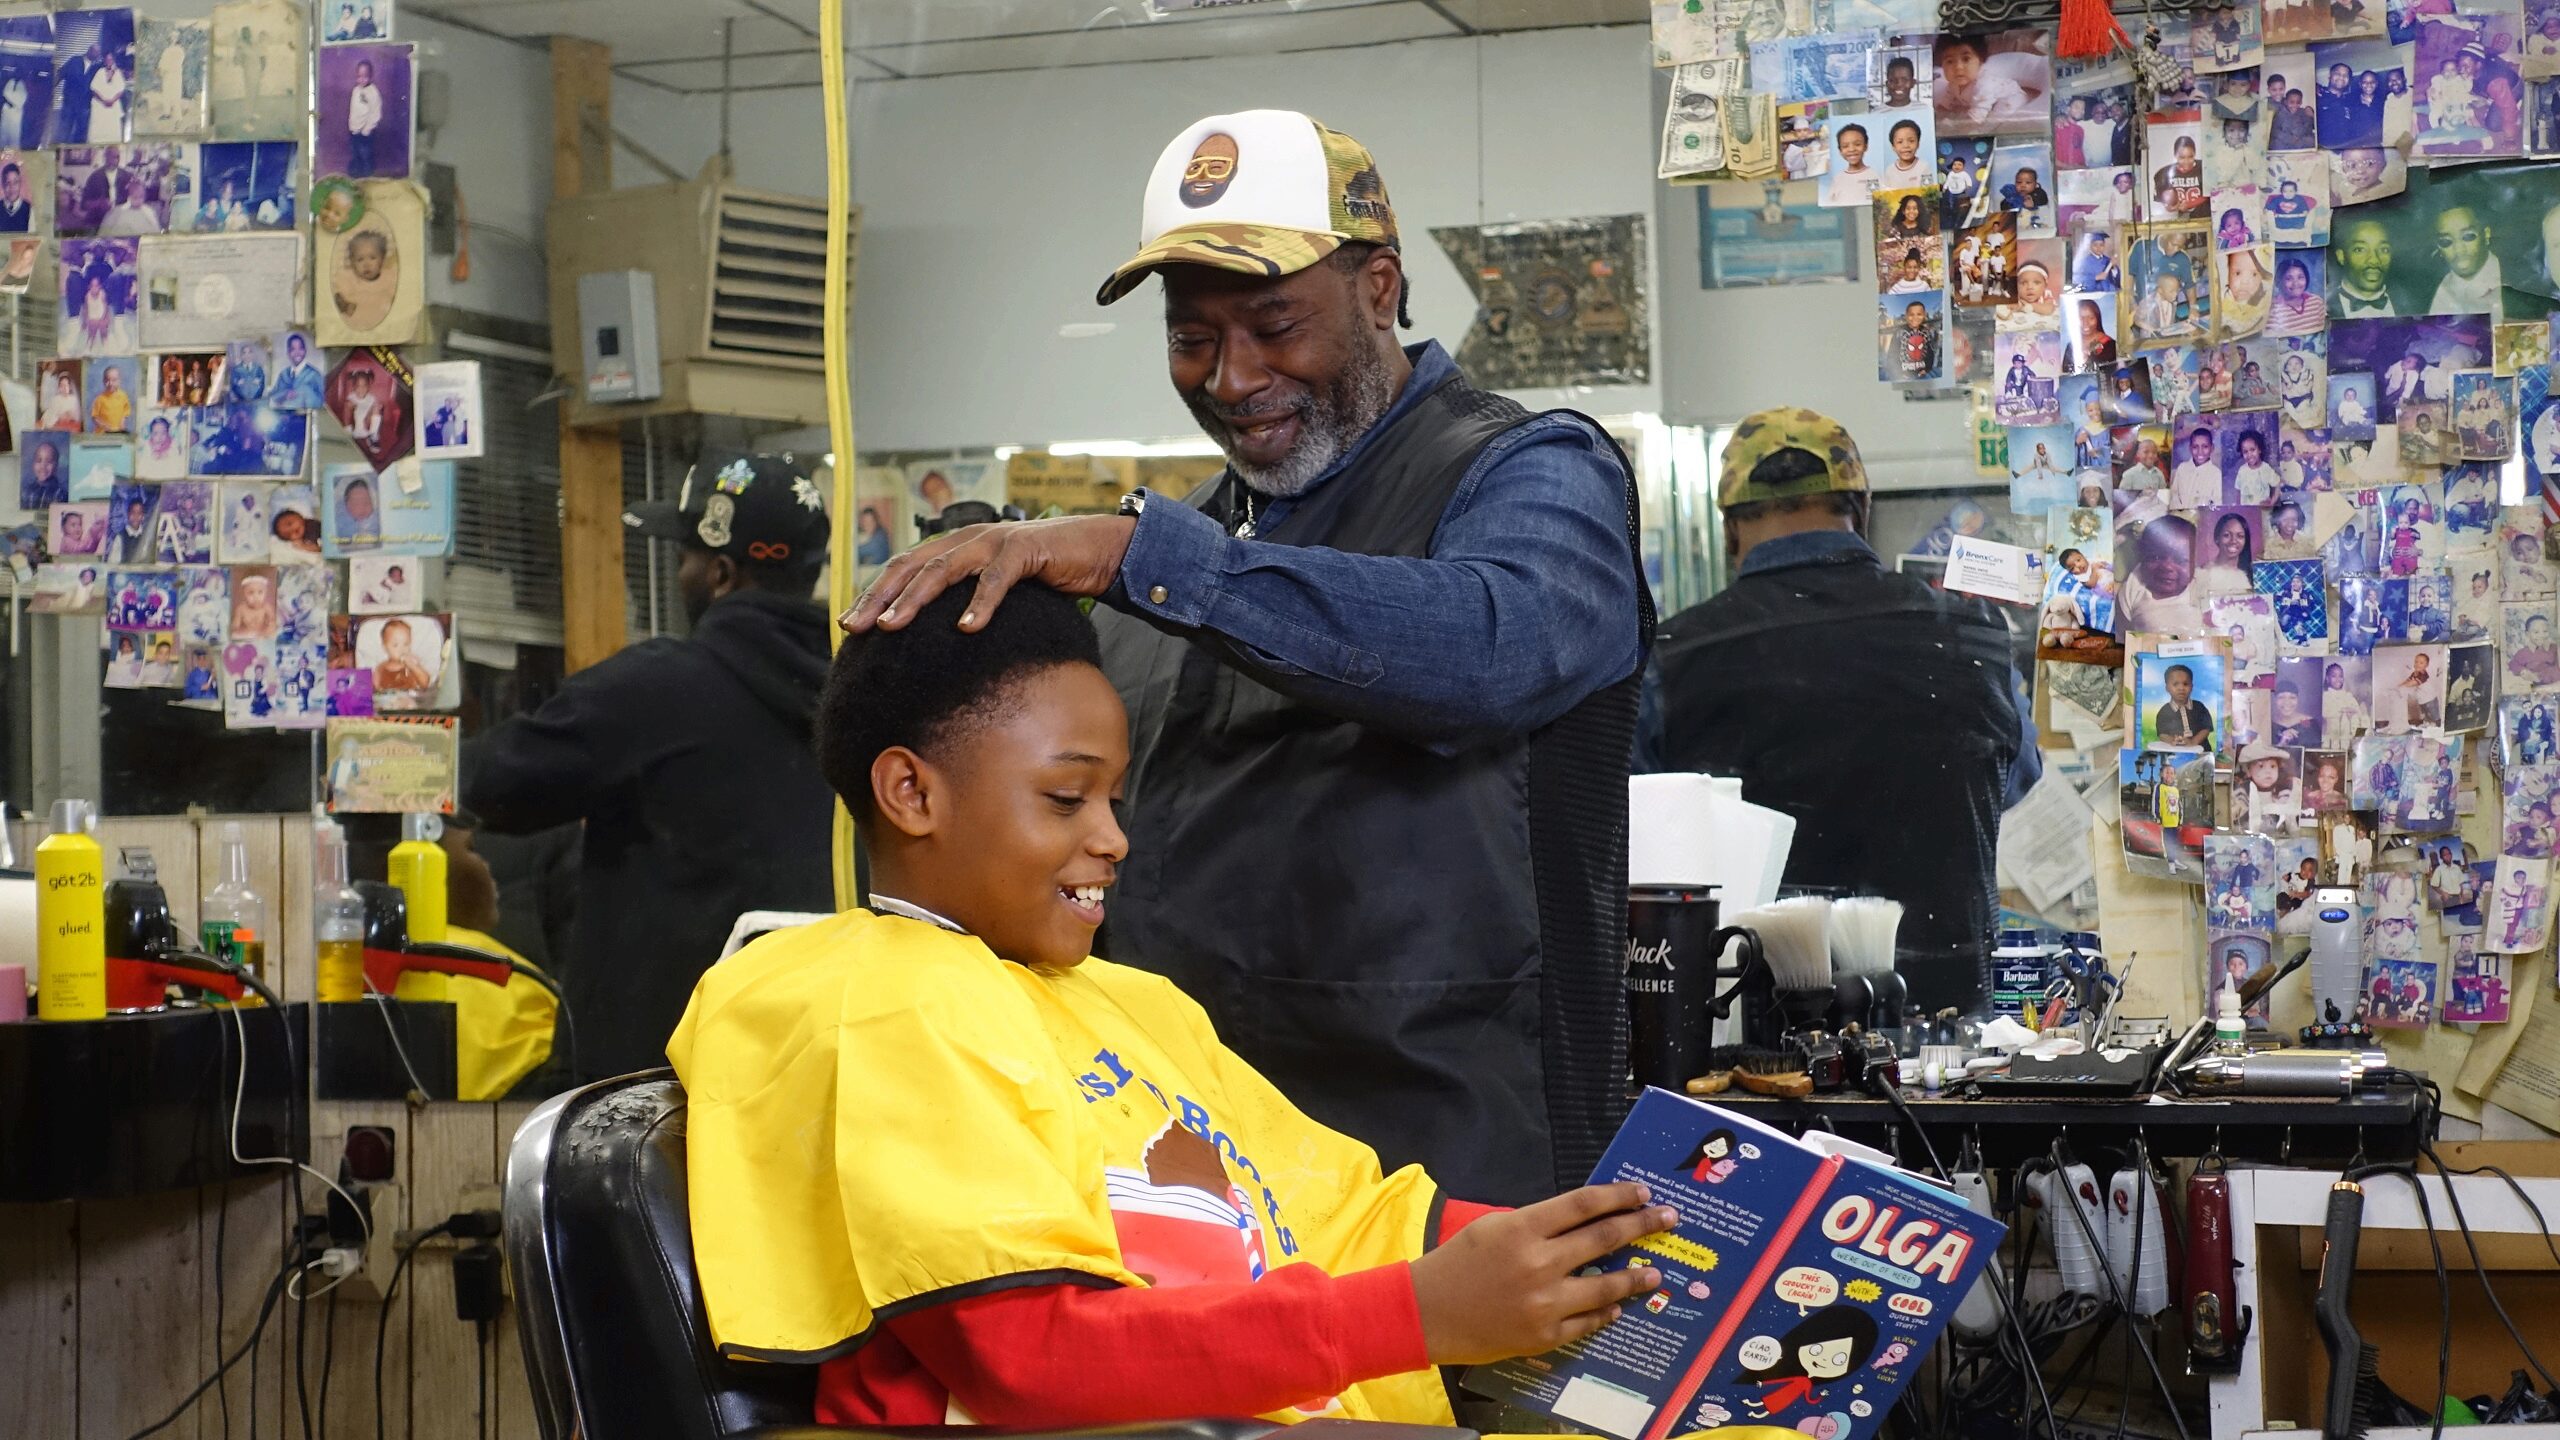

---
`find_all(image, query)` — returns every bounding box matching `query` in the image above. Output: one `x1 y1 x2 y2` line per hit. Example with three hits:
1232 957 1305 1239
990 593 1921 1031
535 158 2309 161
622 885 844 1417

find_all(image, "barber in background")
464 455 836 1081
843 110 1649 1205
1639 410 2030 1011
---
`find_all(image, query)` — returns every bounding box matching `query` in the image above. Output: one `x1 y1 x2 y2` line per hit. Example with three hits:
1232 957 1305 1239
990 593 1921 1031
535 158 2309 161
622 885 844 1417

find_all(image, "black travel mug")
1627 886 1763 1091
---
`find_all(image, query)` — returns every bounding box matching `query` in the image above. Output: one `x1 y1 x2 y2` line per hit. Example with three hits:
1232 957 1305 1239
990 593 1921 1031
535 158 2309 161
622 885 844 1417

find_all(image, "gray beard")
1192 338 1402 500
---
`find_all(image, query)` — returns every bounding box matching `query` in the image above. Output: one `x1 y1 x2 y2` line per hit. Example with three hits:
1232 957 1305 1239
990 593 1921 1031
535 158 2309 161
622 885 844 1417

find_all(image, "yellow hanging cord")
820 0 859 910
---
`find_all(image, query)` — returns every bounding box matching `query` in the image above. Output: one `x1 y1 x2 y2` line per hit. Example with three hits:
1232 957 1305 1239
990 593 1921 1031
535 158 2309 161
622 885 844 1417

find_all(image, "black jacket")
463 590 836 1078
1651 541 2019 1012
1094 372 1649 1205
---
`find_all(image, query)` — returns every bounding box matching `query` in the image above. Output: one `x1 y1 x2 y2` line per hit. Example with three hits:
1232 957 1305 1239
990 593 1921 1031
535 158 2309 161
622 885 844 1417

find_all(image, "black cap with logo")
624 454 832 568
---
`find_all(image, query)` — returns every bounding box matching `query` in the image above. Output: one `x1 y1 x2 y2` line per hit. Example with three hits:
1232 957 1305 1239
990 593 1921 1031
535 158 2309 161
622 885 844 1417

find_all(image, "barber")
843 110 1648 1205
1637 410 2029 1012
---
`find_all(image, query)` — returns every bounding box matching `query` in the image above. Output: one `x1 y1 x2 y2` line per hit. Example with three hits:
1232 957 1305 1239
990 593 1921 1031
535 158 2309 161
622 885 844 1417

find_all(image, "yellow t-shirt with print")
665 909 1450 1425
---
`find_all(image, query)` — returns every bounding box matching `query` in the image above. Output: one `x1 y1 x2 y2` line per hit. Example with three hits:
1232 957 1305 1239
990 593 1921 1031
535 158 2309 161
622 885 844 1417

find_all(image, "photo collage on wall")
1655 0 2560 1013
0 1 475 811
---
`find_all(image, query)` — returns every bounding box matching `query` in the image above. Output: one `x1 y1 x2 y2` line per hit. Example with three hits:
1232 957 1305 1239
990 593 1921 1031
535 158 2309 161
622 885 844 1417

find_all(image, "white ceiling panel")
864 1 1453 77
414 0 1638 89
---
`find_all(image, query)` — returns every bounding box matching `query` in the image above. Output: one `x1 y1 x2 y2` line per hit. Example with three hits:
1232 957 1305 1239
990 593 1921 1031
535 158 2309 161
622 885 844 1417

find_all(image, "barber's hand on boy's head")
842 514 1138 636
1409 1181 1677 1367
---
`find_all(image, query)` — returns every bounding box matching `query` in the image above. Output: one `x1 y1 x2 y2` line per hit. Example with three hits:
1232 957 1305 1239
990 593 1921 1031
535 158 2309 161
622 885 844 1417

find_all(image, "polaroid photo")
68 436 128 507
2279 419 2335 489
267 480 319 563
1878 226 1946 298
2205 590 2277 684
325 345 413 472
2452 548 2500 640
2447 466 2498 543
134 18 209 139
221 636 276 729
151 478 211 563
186 403 306 479
1880 292 1947 383
2452 371 2516 460
183 140 298 232
2218 245 2275 341
1937 136 1996 228
1994 239 2066 330
320 458 451 558
2301 747 2352 814
1993 330 2064 423
2207 832 2279 930
323 0 394 44
2226 684 2271 756
315 43 410 182
175 565 225 649
2257 560 2327 652
0 16 57 153
2275 336 2328 429
2362 956 2436 1027
2127 222 2212 347
30 562 102 616
2272 655 2329 748
55 142 178 237
2398 397 2454 464
2266 157 2332 252
2370 644 2448 733
103 628 153 690
317 179 423 347
57 235 137 357
348 553 418 615
2206 111 2268 193
2066 223 2124 296
2268 253 2329 340
2497 320 2551 377
332 611 451 713
209 0 307 143
2536 77 2560 154
2099 359 2157 423
2447 641 2497 731
152 350 228 408
2211 64 2265 122
2147 117 2209 219
2063 291 2120 374
2442 940 2511 1023
2057 76 2137 169
2221 410 2282 504
2486 854 2553 952
48 498 108 559
1779 101 1834 181
2363 870 2422 960
0 149 36 235
2312 38 2419 148
2329 146 2409 208
2504 693 2560 767
1988 140 2053 236
1933 30 2053 137
2329 371 2379 439
212 480 266 563
35 358 82 432
2425 838 2482 914
2007 424 2074 514
2415 13 2523 159
105 567 177 631
2513 601 2560 701
1951 211 2020 307
264 329 321 409
2263 495 2319 561
55 9 138 149
2506 761 2560 859
133 407 187 479
2241 745 2304 836
411 360 480 461
2503 511 2556 598
2198 505 2266 596
2376 484 2446 576
77 357 134 438
2134 640 2229 751
2340 572 2388 654
224 562 277 640
2119 746 2213 881
2264 51 2326 146
2112 422 2171 488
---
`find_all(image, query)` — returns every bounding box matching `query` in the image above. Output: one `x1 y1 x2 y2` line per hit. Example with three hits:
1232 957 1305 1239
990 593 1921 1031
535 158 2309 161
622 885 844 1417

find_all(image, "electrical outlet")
332 1181 403 1301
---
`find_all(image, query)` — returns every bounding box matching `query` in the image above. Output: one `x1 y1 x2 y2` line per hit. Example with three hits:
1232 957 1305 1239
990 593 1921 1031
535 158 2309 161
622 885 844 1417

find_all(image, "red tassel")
2056 0 2130 58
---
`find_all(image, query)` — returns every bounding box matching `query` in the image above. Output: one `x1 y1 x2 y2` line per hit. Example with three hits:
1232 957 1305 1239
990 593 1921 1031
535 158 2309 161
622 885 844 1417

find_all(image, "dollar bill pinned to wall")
1749 29 1884 101
1660 60 1738 179
1726 92 1781 180
1649 0 1728 64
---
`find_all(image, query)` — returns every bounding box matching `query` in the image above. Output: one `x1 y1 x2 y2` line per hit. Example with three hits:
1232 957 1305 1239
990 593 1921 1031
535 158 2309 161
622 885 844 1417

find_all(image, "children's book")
1465 1088 2004 1440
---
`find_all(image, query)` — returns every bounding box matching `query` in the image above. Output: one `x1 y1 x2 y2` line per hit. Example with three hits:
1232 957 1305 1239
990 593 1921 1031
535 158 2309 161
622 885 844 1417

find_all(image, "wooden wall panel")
0 1200 79 1436
2 813 545 1438
74 1192 203 1439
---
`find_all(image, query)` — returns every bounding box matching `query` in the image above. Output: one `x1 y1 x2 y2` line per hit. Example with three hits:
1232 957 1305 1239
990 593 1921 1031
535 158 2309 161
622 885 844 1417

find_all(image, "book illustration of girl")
1731 1305 1880 1418
1686 1127 1742 1183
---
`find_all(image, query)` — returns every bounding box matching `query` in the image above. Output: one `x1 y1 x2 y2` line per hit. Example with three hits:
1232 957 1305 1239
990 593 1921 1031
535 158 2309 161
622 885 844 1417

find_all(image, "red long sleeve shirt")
814 1200 1503 1427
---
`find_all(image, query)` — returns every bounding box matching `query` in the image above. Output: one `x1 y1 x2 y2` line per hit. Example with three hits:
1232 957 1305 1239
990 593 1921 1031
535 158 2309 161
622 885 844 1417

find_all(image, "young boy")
668 580 1674 1428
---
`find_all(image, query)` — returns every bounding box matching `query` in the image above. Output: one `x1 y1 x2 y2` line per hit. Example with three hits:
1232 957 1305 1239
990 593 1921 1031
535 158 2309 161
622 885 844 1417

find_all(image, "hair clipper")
1949 1165 2007 1342
2105 1164 2172 1317
2182 1164 2251 1373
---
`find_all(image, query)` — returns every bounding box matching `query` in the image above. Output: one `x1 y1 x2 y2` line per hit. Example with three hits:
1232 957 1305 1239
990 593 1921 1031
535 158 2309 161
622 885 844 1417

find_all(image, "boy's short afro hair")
818 578 1105 818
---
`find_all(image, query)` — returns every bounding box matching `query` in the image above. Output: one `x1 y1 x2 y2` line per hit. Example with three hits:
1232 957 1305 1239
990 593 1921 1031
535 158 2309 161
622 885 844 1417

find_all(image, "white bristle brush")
1829 897 1905 979
1735 895 1835 992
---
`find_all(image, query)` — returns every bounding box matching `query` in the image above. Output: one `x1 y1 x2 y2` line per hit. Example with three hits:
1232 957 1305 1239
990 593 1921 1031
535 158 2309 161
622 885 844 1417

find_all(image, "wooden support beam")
550 36 627 672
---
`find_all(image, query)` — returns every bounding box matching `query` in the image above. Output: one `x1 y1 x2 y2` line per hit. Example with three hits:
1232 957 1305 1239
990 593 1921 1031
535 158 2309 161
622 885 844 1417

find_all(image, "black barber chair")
503 1073 1477 1440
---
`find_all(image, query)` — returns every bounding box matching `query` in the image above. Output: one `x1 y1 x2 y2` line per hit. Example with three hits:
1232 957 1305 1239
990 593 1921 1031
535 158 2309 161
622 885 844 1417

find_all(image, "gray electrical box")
576 269 663 404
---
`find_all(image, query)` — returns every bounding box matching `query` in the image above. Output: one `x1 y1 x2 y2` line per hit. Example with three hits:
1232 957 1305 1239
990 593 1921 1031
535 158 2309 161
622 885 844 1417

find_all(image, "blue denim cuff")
1113 490 1221 628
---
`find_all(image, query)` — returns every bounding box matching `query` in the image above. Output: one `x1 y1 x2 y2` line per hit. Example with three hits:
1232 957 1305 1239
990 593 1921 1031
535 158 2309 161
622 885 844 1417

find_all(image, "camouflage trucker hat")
1096 109 1399 306
1716 407 1870 508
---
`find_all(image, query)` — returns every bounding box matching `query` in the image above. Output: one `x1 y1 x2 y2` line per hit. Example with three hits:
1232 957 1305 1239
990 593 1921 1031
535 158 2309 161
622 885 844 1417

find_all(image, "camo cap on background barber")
1716 406 1870 509
624 454 832 567
1096 108 1399 306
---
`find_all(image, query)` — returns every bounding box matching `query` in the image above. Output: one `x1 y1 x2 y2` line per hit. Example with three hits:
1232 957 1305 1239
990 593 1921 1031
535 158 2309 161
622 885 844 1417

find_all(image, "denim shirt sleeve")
1102 415 1646 756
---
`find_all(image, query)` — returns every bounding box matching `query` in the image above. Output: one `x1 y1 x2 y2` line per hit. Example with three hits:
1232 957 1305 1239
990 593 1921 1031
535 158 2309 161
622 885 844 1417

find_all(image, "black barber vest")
1651 550 2020 1014
1094 372 1650 1205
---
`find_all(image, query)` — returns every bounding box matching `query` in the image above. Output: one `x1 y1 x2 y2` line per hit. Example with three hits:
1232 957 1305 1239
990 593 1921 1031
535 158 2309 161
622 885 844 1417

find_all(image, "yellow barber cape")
666 909 1451 1425
390 925 556 1101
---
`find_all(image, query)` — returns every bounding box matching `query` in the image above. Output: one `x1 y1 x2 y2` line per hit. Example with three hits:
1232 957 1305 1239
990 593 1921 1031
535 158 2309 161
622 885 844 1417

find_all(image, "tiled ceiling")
408 0 1646 90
